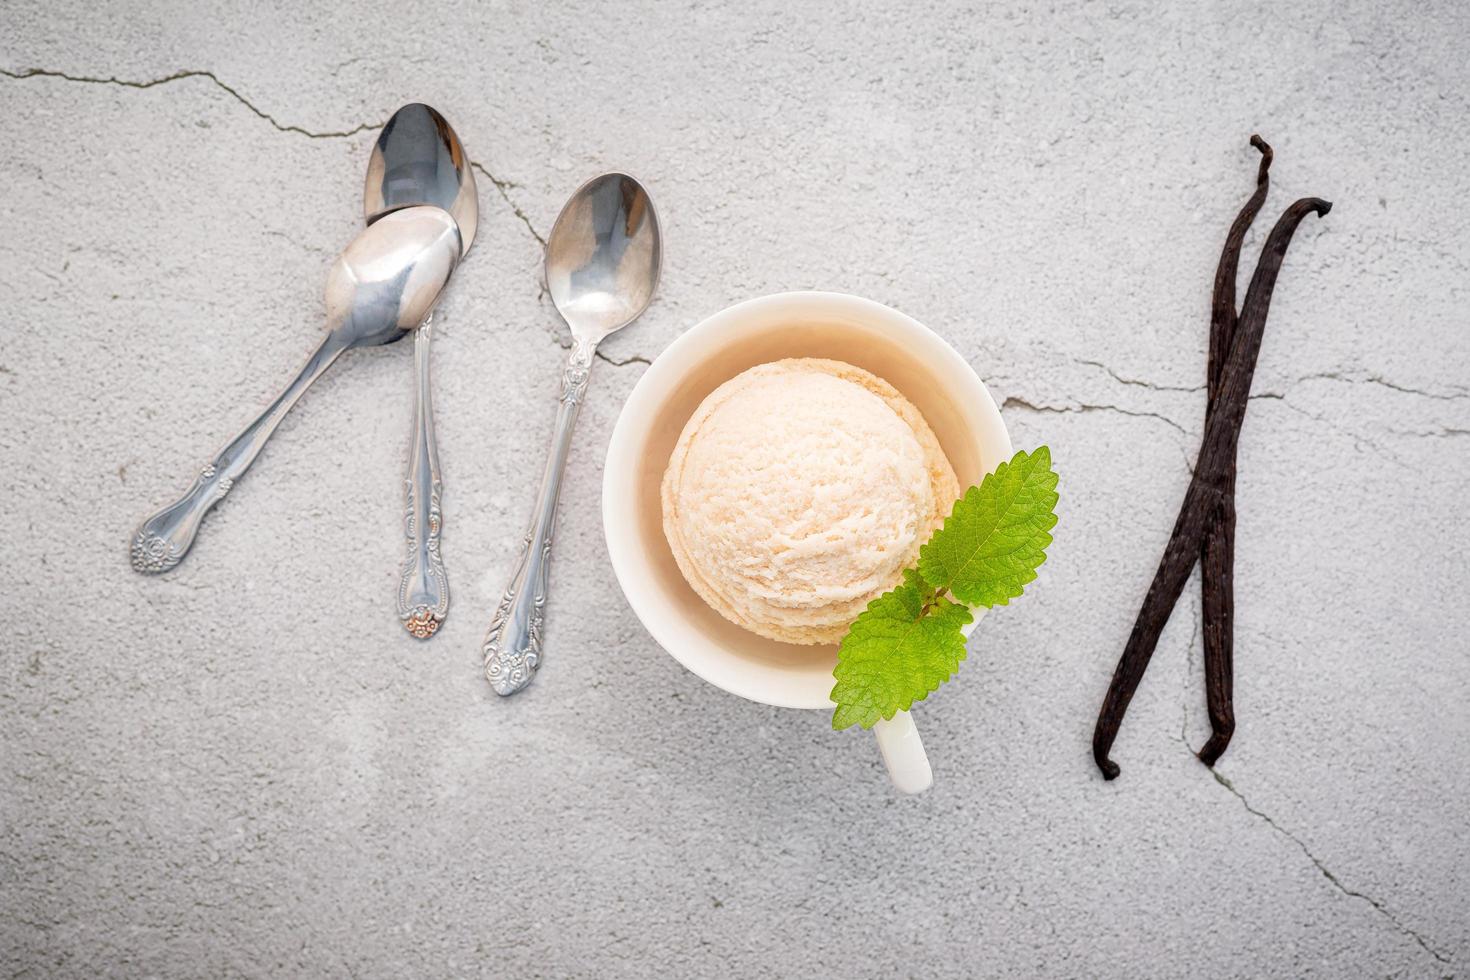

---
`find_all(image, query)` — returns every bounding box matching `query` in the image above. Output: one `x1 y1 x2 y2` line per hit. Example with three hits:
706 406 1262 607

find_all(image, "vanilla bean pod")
1198 136 1272 766
1092 189 1331 780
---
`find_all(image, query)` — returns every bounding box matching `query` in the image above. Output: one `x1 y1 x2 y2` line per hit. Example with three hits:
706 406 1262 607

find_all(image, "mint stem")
920 587 950 618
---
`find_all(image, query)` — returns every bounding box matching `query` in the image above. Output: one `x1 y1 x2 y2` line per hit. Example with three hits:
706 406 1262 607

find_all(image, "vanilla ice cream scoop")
661 358 960 645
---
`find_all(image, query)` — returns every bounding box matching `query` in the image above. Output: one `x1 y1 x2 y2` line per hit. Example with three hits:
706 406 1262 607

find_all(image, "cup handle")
872 711 933 794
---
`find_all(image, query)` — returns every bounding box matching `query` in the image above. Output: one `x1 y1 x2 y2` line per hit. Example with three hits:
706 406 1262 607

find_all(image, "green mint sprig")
830 447 1059 730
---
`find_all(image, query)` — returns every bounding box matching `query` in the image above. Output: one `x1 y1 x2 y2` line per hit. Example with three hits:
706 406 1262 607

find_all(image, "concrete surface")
2 1 1467 977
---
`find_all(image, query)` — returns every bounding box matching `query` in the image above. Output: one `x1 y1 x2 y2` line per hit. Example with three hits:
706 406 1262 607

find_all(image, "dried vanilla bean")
1198 136 1272 767
1092 184 1331 780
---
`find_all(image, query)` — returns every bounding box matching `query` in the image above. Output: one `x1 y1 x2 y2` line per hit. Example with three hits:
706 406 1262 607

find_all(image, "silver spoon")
364 103 479 638
482 172 661 696
129 206 463 573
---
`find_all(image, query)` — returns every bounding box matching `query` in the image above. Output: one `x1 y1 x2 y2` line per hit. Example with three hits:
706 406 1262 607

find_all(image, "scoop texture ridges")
661 358 959 645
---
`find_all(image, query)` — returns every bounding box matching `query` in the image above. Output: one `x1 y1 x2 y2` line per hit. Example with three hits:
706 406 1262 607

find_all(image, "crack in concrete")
2 63 643 369
1075 358 1206 394
1264 397 1414 469
597 351 653 368
0 66 383 138
469 161 546 247
545 331 652 369
1295 371 1470 402
1076 357 1466 408
1210 770 1451 968
1002 395 1188 436
0 65 554 274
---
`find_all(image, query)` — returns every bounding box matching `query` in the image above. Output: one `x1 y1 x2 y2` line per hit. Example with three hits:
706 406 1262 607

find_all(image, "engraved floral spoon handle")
482 338 593 695
130 333 350 573
398 314 449 638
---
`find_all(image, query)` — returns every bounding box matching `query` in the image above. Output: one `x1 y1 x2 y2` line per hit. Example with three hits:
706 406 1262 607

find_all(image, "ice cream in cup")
603 291 1012 793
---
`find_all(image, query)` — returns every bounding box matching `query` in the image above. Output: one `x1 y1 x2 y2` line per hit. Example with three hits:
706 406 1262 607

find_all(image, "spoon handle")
482 338 594 695
129 333 349 573
397 315 449 637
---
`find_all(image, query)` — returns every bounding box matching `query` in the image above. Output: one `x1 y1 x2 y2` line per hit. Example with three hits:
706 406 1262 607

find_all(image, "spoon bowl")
545 172 661 342
364 103 478 256
326 204 462 348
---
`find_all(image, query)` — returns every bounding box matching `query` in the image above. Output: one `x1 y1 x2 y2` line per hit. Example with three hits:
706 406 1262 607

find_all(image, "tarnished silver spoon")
364 103 479 638
482 173 661 695
129 206 463 573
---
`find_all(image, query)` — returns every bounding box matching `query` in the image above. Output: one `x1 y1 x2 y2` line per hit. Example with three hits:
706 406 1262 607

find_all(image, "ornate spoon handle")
398 315 449 638
482 338 593 695
130 333 349 573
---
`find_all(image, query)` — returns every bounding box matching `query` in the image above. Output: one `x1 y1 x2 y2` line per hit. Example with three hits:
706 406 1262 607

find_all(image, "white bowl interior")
603 292 1012 710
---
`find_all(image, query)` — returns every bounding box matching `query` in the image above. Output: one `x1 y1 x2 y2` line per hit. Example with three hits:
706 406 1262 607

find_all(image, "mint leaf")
917 447 1059 608
831 569 973 730
829 446 1059 730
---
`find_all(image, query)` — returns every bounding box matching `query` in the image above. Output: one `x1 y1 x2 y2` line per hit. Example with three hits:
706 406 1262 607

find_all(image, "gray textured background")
2 1 1467 977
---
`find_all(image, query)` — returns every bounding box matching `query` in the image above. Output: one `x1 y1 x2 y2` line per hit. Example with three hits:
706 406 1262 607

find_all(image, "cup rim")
602 290 1012 709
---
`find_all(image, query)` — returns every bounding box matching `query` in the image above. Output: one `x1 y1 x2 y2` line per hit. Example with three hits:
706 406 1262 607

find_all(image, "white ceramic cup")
602 291 1013 792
